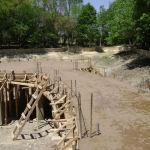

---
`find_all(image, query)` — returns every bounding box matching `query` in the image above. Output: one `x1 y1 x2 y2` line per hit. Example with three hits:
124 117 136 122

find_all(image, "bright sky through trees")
83 0 114 10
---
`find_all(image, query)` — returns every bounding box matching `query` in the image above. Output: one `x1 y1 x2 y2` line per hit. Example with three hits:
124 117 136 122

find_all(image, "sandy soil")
0 50 150 150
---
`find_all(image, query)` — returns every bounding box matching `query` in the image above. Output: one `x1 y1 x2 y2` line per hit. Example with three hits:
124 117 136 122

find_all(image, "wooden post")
25 88 30 121
8 83 12 117
0 91 4 125
36 103 39 130
4 85 8 125
90 93 93 138
15 85 19 119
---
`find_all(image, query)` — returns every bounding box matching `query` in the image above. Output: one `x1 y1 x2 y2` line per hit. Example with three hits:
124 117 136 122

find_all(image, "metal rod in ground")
73 60 74 70
75 80 76 96
54 70 55 82
76 60 77 70
71 80 72 97
97 123 100 135
78 92 82 139
81 109 88 137
90 93 93 138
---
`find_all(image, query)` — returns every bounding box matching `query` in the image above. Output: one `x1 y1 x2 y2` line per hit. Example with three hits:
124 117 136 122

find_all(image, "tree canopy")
0 0 150 49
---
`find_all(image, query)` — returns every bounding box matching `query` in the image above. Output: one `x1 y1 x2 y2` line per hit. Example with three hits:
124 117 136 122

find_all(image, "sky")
83 0 114 11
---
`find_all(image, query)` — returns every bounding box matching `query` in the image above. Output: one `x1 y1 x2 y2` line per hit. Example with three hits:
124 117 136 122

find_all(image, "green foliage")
76 3 99 46
0 0 150 49
133 0 150 49
104 0 134 45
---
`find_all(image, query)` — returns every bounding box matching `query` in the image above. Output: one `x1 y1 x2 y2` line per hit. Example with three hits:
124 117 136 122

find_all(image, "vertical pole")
78 92 82 139
75 80 76 96
90 93 93 138
4 85 8 125
71 80 72 97
8 83 12 117
26 88 30 121
15 85 18 119
36 103 39 130
75 60 77 70
97 123 100 135
90 58 92 66
0 91 4 125
73 60 74 70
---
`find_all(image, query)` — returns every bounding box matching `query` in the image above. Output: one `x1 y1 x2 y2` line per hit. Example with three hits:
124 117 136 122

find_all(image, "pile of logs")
80 66 102 76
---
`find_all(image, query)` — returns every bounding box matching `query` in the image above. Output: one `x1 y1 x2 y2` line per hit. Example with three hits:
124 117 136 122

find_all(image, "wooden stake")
36 102 39 130
4 86 8 125
8 83 12 117
90 93 93 138
15 85 18 119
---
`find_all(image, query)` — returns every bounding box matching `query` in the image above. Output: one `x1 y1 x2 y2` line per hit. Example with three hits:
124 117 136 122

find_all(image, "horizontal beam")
9 81 35 87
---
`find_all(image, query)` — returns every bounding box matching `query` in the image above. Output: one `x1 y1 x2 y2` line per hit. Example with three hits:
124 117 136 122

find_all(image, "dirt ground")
0 49 150 150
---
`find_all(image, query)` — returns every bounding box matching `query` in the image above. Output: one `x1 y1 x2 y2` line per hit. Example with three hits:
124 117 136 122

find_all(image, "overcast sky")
83 0 114 11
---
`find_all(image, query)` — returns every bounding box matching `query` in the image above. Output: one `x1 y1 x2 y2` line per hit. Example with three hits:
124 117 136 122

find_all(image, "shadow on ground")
114 51 150 69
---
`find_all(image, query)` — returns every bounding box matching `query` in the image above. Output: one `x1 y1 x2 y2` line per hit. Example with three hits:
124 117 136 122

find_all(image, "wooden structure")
0 70 79 150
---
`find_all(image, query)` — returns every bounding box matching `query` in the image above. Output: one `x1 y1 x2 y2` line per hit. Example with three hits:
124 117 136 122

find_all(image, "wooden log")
9 81 35 87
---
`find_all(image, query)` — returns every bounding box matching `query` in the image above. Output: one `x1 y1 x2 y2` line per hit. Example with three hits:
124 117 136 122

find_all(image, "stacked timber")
80 66 102 76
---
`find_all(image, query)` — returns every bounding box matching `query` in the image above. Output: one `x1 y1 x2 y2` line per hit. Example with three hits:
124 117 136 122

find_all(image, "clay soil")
0 49 150 150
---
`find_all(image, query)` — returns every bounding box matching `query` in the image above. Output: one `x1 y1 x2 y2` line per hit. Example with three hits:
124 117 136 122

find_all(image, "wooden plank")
51 119 68 122
27 103 32 109
54 103 71 120
54 100 71 114
32 94 37 99
21 113 26 119
16 122 21 128
54 116 75 134
57 125 76 146
9 81 35 87
52 95 66 105
60 136 78 150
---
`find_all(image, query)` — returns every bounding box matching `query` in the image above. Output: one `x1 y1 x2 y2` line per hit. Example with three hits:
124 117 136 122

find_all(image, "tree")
105 0 134 45
133 0 150 49
97 5 108 46
76 3 99 46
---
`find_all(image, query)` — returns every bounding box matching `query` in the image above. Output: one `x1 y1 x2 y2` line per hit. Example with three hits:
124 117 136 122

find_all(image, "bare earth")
0 50 150 150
